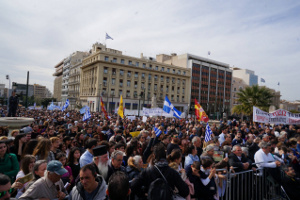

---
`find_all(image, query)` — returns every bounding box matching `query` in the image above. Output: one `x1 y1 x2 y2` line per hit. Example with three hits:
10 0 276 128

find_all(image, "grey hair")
232 145 241 152
241 147 248 155
132 155 142 167
223 145 231 153
192 136 200 144
33 160 47 179
111 150 123 159
205 145 215 152
259 141 271 149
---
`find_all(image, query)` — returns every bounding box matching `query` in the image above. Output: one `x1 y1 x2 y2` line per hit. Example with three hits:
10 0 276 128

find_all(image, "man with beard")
105 150 127 183
92 145 109 180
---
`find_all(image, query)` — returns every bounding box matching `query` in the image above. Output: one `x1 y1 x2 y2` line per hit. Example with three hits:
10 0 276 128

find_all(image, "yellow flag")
129 131 140 138
118 95 124 118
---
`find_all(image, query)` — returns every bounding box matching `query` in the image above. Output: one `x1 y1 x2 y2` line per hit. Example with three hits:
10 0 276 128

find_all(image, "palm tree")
232 85 274 116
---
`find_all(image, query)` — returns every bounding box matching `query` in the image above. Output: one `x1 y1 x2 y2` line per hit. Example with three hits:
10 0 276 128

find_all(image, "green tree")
232 85 274 116
41 98 56 108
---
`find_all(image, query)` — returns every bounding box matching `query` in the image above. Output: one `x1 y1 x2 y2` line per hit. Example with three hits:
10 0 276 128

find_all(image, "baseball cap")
47 160 67 175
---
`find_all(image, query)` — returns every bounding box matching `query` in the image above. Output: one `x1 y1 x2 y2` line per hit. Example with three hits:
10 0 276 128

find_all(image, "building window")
161 67 165 72
112 78 116 85
127 71 131 78
105 56 109 61
154 84 157 91
120 70 124 76
136 62 139 67
143 63 146 68
167 68 170 72
104 67 108 74
177 79 180 84
161 76 164 82
154 75 158 81
178 70 181 75
112 68 116 75
126 90 130 97
134 72 138 78
128 60 132 65
173 69 175 74
134 91 138 98
183 71 186 75
121 59 125 64
134 81 138 89
127 80 131 87
149 65 152 69
148 74 152 80
155 66 159 70
113 58 117 63
142 73 145 79
166 77 169 82
119 80 123 87
111 89 115 96
119 90 122 96
182 88 185 94
103 78 107 86
172 78 175 83
141 82 145 89
148 83 151 91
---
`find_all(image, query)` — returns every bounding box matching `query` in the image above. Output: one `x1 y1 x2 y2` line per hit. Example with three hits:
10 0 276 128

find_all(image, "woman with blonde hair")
32 138 54 162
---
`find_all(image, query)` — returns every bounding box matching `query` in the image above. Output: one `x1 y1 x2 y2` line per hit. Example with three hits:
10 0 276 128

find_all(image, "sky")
0 0 299 101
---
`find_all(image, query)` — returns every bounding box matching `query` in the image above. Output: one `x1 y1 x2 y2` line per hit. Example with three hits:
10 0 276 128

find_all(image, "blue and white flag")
205 123 213 143
154 127 162 137
163 96 182 119
83 108 91 121
260 78 265 83
105 33 113 40
34 102 36 108
278 82 280 86
66 112 70 117
61 99 70 111
80 106 90 114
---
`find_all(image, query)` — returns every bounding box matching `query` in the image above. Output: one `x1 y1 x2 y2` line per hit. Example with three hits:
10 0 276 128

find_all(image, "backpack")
147 165 173 200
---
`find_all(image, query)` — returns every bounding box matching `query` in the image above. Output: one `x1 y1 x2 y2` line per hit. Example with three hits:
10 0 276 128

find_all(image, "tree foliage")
232 85 274 116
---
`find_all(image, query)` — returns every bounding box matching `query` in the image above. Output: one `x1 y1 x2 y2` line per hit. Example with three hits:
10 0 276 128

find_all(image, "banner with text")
253 106 300 124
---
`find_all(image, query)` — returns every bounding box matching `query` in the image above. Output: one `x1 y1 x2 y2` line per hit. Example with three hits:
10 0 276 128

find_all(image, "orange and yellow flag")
100 97 108 119
195 99 209 122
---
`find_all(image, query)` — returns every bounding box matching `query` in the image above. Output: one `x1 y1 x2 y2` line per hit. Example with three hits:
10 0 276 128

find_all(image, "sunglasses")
0 188 14 198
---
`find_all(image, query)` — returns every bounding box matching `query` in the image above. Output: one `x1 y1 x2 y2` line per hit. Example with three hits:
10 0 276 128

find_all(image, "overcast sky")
0 0 299 101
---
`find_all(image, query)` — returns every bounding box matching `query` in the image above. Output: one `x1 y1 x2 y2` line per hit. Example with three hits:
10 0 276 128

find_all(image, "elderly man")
69 164 106 200
192 136 203 156
254 141 281 183
105 150 127 183
19 160 67 200
282 165 300 200
228 145 252 172
92 145 109 180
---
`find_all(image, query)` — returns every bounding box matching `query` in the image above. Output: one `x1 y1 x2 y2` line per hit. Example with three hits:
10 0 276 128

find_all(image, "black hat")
93 145 107 157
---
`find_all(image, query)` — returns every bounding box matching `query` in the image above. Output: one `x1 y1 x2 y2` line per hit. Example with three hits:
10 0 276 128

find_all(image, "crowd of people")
0 108 300 200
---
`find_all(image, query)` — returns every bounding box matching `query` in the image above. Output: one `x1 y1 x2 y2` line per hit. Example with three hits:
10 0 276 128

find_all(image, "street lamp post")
6 75 11 109
214 79 218 120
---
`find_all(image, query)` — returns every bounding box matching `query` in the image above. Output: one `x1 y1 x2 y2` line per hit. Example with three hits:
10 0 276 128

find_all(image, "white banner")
253 106 300 124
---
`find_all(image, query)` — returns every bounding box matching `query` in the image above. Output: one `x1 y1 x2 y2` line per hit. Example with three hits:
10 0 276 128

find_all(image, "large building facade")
232 68 258 86
68 61 82 109
80 43 191 112
157 54 232 119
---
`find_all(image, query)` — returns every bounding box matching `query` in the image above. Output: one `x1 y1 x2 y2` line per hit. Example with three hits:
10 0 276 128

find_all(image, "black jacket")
228 153 252 172
131 160 189 199
105 161 127 183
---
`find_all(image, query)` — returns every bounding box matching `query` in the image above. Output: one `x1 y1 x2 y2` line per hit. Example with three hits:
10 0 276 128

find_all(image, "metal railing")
218 167 290 200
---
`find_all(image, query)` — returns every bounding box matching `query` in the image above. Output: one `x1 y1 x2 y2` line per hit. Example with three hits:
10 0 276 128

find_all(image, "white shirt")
254 149 276 168
218 132 225 146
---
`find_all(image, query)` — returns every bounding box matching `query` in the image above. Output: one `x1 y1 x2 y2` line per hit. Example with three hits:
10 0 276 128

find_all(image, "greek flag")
80 106 90 114
66 112 70 117
61 99 70 111
163 96 182 119
106 33 113 40
83 108 91 121
154 127 162 137
260 78 265 83
205 123 213 142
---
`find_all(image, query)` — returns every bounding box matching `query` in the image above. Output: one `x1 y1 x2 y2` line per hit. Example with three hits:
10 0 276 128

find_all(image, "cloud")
0 0 299 101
